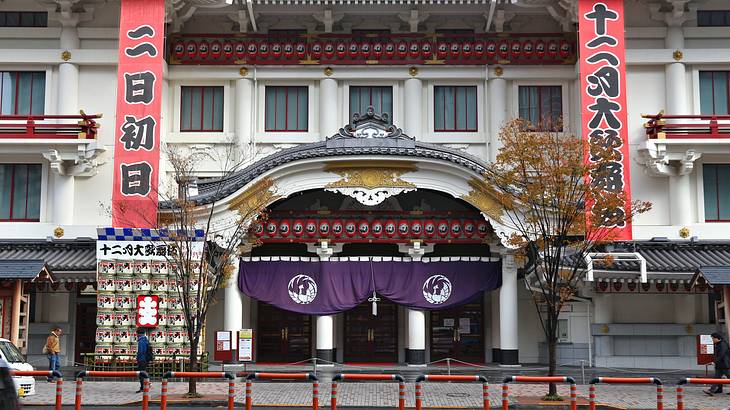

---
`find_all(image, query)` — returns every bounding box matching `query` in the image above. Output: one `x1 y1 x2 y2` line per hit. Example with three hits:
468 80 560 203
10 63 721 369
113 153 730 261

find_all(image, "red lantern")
411 220 423 238
656 282 665 292
283 42 295 59
360 42 372 59
397 220 410 238
497 40 509 59
235 42 246 59
335 41 347 59
266 220 278 237
421 41 433 59
627 282 636 292
372 42 384 59
371 220 384 238
173 41 185 59
310 41 323 59
535 40 546 58
613 282 623 292
462 42 473 58
247 42 258 59
409 41 420 58
597 281 608 292
559 40 571 58
510 40 521 58
485 40 497 59
547 40 558 58
318 220 330 237
258 42 270 58
473 41 485 59
222 42 234 59
198 41 210 59
436 42 448 59
185 41 197 59
295 42 307 59
641 282 651 292
210 41 222 59
332 220 344 237
437 220 449 238
358 220 370 237
278 219 291 237
271 42 282 59
384 220 397 238
348 41 359 58
323 42 335 59
292 220 304 237
476 221 489 238
424 220 436 238
670 282 679 292
384 42 396 59
396 41 408 59
306 219 318 237
450 220 462 237
522 40 534 57
449 42 460 58
463 221 475 238
344 220 357 237
253 222 265 237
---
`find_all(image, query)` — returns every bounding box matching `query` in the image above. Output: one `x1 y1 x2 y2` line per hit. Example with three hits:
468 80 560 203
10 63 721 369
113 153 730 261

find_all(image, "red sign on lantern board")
578 0 633 240
697 334 714 365
136 295 159 327
111 0 165 228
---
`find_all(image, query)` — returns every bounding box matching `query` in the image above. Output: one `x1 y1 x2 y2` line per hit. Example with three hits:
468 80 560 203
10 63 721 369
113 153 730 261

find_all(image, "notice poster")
459 318 471 334
700 334 714 354
238 329 254 362
216 331 231 351
444 318 455 328
578 0 633 240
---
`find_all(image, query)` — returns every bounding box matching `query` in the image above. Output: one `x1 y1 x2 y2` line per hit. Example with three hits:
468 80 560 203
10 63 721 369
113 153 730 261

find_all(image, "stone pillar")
319 77 338 139
488 76 508 162
404 77 423 138
10 280 21 345
224 257 243 351
490 291 501 363
406 308 426 365
499 253 519 365
235 78 254 148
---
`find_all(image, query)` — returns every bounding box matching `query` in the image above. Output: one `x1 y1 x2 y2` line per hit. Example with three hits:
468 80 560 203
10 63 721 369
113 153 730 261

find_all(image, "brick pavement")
18 380 730 409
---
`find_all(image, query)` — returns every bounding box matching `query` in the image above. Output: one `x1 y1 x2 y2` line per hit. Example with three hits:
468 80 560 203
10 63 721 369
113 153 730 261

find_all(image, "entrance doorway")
430 300 484 363
257 303 312 362
344 299 398 362
74 302 97 364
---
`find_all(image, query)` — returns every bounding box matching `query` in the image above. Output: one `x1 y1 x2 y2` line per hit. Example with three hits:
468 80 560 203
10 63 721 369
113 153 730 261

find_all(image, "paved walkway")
18 380 730 409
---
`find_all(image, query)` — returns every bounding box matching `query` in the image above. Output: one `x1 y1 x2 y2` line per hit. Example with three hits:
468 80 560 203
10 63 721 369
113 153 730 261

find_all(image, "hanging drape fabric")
238 257 502 315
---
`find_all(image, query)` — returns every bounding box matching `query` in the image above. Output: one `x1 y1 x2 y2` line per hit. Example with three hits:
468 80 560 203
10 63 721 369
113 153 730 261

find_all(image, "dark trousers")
711 367 730 393
137 361 148 390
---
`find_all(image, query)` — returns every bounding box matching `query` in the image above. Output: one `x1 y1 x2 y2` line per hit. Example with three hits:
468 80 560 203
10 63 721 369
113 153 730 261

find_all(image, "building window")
350 86 393 122
518 85 563 131
0 164 42 222
434 86 477 132
0 72 45 115
698 11 730 27
699 71 730 115
265 86 308 132
180 86 224 132
703 164 730 222
557 319 570 343
0 12 47 27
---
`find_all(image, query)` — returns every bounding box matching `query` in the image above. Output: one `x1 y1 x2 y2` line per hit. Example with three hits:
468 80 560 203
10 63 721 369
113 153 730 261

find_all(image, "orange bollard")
331 380 338 410
160 379 169 410
228 379 235 410
55 377 63 410
141 378 150 410
74 377 82 410
312 380 319 410
657 384 663 410
569 382 577 410
398 380 405 410
245 380 252 410
501 383 508 410
588 384 596 410
676 385 684 410
415 381 422 410
483 381 489 410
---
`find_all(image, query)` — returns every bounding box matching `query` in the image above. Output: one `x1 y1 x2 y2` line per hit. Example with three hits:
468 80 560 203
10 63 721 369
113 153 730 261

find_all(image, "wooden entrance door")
257 302 312 362
430 300 484 363
74 302 97 364
344 300 398 362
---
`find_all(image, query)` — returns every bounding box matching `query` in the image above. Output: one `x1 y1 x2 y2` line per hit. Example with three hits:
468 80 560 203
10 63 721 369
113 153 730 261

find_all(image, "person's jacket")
137 335 149 363
715 339 730 369
45 332 60 354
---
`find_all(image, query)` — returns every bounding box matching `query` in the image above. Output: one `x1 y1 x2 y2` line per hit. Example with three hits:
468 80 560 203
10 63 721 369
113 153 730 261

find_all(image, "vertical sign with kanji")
111 0 165 228
579 0 633 240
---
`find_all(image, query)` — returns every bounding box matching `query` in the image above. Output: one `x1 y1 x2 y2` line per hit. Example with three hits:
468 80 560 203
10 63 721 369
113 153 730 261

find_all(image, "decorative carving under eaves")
461 177 522 250
329 107 412 141
637 141 701 176
42 143 105 177
325 164 417 206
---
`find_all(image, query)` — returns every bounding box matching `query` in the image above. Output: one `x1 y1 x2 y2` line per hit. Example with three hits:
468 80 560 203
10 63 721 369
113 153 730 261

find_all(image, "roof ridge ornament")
328 106 413 142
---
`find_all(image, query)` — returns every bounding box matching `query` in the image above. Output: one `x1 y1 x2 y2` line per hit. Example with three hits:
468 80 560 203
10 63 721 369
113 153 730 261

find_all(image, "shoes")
703 389 715 396
135 389 143 393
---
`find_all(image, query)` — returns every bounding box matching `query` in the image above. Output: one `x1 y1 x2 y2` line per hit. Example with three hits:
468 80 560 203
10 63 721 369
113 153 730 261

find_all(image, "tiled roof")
601 241 730 273
693 266 730 286
0 239 96 272
0 260 49 280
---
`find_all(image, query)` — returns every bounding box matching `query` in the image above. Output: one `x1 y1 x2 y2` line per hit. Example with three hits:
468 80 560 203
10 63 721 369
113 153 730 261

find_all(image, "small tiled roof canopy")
691 266 730 287
0 239 96 272
0 260 54 282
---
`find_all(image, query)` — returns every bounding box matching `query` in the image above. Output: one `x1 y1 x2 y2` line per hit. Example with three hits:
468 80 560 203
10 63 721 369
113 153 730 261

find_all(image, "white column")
490 290 501 362
404 77 422 138
224 258 243 351
319 77 338 139
58 26 79 115
235 78 254 148
499 253 519 365
669 173 692 226
52 172 75 225
315 243 335 363
407 308 426 365
488 77 508 162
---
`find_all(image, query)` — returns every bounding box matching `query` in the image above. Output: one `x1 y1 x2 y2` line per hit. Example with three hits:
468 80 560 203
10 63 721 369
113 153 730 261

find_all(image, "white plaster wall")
517 281 543 364
612 294 702 324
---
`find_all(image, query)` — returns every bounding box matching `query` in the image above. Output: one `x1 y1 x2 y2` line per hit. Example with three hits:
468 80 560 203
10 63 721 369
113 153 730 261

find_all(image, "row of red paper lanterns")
173 38 573 61
597 281 698 292
253 218 490 239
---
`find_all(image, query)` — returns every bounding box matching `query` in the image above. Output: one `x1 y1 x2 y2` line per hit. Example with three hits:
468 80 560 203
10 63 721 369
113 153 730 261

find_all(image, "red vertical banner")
111 0 165 228
579 0 633 240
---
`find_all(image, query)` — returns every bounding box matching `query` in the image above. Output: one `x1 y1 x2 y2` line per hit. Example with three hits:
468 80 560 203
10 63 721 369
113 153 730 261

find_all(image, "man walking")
704 332 730 395
43 327 61 382
136 328 151 393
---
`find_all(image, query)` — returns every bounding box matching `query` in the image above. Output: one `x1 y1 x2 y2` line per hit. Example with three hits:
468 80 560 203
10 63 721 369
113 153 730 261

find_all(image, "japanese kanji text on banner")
111 0 165 228
578 0 633 240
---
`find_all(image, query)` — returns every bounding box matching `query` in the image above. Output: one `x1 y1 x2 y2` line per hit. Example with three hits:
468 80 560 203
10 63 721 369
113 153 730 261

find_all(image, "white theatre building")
0 0 729 370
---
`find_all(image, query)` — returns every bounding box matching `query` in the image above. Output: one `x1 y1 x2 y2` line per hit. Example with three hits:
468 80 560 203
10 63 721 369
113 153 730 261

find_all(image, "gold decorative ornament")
685 324 694 334
239 67 249 77
324 164 417 191
324 67 334 76
461 178 504 224
61 50 71 61
494 66 504 77
601 324 610 334
53 226 65 238
227 177 279 215
409 66 418 77
679 226 690 238
673 50 683 61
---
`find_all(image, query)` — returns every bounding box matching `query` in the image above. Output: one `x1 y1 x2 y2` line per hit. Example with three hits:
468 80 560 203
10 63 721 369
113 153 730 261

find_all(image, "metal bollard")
11 370 63 410
74 377 82 410
142 378 150 410
589 377 662 410
73 370 149 410
677 378 730 410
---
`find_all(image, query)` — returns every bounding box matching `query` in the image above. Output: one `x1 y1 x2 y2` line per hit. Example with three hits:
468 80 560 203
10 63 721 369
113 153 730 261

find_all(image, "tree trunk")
548 336 557 396
188 344 198 396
